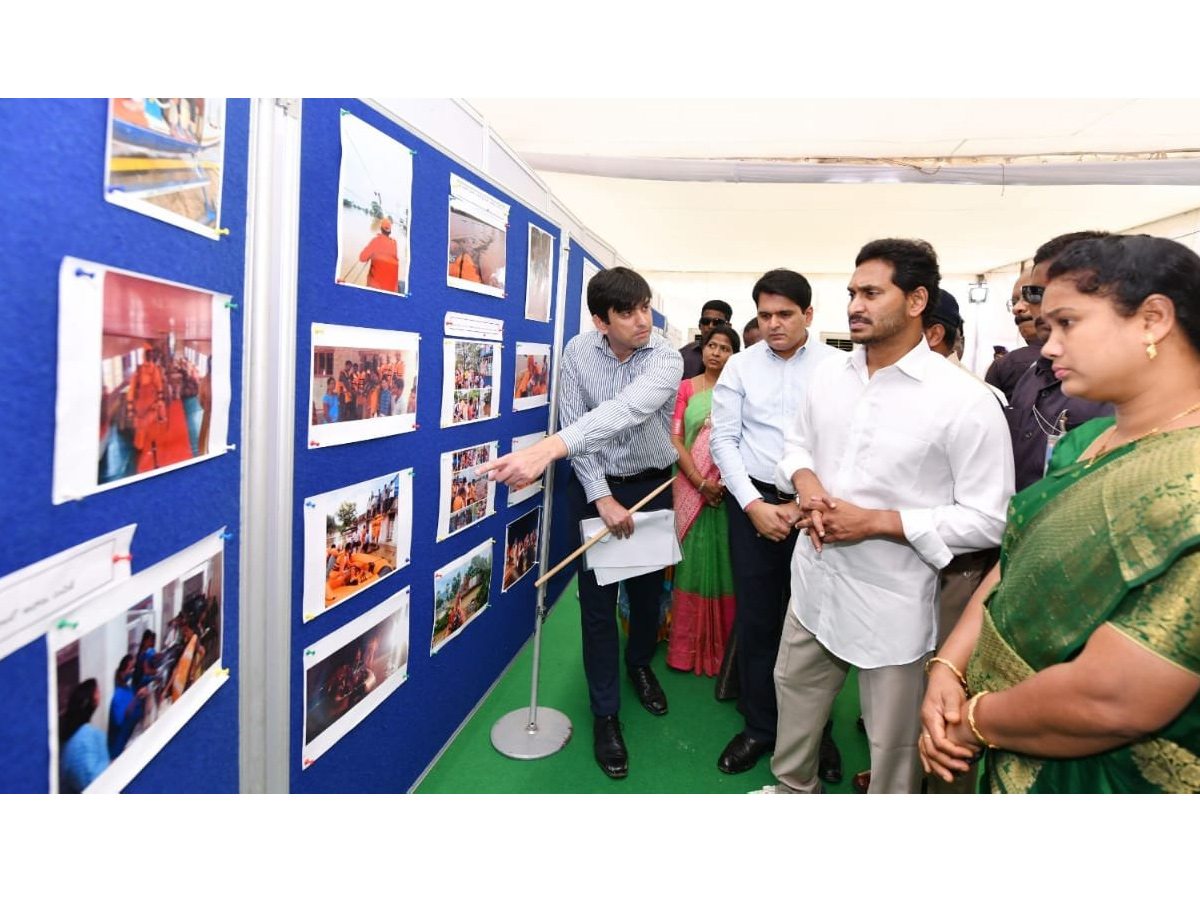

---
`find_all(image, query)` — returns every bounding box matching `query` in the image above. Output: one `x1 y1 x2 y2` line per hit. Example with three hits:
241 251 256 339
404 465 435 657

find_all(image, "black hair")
1047 234 1200 353
700 299 734 321
587 266 652 323
742 317 761 334
115 653 134 686
937 320 960 350
1033 231 1111 267
751 269 813 311
60 678 99 744
704 322 741 354
855 238 941 327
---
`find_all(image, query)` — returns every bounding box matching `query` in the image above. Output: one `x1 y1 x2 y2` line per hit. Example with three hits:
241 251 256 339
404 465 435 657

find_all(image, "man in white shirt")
709 269 843 777
765 239 1013 793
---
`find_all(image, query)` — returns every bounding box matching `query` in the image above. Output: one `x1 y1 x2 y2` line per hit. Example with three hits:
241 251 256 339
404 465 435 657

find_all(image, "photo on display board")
437 441 498 541
431 539 493 654
446 173 508 298
440 338 501 428
104 98 226 239
53 257 232 505
525 223 554 322
502 507 541 593
48 531 227 794
506 431 546 507
334 110 413 296
302 469 414 622
302 587 410 767
308 323 419 448
512 341 550 411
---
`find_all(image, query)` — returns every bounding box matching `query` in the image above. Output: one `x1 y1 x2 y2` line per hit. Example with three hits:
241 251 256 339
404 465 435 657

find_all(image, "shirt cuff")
582 477 612 504
899 508 953 569
726 473 761 511
774 450 814 493
558 422 587 457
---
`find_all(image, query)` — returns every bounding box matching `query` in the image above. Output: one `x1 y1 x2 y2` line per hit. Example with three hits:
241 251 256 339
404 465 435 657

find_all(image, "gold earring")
1145 331 1158 360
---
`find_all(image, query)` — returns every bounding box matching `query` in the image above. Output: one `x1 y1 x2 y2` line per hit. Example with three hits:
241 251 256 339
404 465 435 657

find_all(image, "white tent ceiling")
465 99 1200 274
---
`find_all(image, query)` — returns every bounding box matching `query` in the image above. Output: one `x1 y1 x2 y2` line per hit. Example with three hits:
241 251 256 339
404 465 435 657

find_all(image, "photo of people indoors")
447 444 493 537
503 508 540 591
304 604 410 746
323 474 401 608
55 552 222 793
99 270 215 486
431 544 492 652
312 346 416 425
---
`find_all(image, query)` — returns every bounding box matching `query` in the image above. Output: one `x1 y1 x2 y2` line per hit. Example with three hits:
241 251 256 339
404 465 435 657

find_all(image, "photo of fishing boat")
104 98 226 238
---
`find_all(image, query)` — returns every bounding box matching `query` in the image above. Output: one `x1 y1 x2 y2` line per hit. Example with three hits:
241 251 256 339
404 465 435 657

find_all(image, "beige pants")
771 608 925 794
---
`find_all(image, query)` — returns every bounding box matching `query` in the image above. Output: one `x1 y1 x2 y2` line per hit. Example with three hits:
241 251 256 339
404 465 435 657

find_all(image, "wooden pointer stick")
534 476 676 588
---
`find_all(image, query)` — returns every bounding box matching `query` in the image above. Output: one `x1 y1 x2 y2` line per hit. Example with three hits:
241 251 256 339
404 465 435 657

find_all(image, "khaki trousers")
771 608 925 794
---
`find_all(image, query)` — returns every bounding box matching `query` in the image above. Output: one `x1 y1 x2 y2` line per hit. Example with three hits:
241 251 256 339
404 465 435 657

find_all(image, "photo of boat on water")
104 98 226 239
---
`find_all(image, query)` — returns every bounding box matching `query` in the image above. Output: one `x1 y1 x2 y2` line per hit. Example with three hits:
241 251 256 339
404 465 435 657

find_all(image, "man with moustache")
760 239 1012 794
709 269 844 779
1006 232 1114 491
477 267 682 779
985 271 1042 401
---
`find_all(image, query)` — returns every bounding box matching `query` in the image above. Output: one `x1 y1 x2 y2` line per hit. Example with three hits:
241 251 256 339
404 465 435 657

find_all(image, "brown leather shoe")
852 769 871 794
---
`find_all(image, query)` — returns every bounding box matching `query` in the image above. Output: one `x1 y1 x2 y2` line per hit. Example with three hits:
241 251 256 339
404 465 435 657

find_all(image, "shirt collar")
848 336 934 380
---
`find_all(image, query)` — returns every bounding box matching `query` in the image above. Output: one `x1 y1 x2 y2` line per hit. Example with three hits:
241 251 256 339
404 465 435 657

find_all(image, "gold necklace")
1085 399 1200 467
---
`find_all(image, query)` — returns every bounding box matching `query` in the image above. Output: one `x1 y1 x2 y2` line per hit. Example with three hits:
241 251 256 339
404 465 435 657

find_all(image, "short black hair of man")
751 269 812 311
743 317 761 335
1033 231 1110 267
700 299 734 321
1048 234 1200 353
855 238 941 327
587 266 652 323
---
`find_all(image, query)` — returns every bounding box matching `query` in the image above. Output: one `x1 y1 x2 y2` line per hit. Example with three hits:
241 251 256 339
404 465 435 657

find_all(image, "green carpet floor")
415 579 870 793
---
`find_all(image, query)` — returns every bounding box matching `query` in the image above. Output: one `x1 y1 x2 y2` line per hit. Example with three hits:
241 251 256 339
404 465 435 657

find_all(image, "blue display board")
289 100 559 792
0 99 249 792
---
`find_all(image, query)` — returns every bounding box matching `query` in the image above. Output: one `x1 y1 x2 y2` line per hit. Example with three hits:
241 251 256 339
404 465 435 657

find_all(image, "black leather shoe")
593 715 628 779
628 666 668 716
852 769 871 794
819 720 843 784
718 732 773 774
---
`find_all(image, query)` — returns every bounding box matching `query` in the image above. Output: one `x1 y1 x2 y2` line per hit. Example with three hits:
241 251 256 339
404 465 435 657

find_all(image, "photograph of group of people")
307 323 418 447
447 173 508 298
104 98 226 238
303 469 413 621
512 342 550 411
335 111 413 295
54 258 232 505
502 507 540 592
441 338 500 427
302 587 410 766
50 535 225 793
438 441 497 541
431 540 492 653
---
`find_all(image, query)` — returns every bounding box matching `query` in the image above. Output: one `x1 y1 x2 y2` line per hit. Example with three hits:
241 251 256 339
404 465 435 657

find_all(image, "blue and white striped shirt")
557 331 682 502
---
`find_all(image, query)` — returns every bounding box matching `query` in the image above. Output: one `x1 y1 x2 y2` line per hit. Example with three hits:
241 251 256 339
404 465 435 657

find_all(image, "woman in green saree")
920 234 1200 793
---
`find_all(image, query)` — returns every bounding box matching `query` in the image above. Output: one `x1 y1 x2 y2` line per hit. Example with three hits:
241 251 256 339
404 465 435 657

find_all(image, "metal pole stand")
490 582 572 759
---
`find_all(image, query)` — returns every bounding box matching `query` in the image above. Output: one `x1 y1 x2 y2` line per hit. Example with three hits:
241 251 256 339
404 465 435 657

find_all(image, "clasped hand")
918 669 982 783
794 495 878 551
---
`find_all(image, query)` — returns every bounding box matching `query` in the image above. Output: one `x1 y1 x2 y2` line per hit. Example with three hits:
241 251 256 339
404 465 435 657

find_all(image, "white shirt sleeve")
710 357 757 510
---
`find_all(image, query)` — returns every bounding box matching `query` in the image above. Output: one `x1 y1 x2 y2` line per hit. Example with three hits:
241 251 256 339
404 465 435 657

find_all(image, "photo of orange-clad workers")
502 507 541 592
446 174 508 299
302 469 414 622
98 270 217 488
437 441 498 541
512 341 550 411
335 111 412 295
431 540 493 654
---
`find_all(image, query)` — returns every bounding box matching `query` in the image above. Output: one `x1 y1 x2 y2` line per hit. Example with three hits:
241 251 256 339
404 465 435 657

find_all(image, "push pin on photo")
112 553 132 563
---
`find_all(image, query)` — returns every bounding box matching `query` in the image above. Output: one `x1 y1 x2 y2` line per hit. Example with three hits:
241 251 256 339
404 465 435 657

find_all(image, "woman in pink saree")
666 324 740 675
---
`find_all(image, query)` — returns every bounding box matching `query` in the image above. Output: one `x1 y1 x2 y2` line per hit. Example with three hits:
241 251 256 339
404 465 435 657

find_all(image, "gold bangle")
924 656 967 688
967 690 998 750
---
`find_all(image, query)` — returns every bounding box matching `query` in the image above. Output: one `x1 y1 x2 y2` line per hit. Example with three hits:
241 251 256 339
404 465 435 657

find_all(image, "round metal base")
490 707 573 760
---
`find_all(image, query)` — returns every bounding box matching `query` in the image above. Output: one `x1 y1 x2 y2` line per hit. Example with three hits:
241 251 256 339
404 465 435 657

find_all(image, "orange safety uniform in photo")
359 234 400 291
449 253 483 283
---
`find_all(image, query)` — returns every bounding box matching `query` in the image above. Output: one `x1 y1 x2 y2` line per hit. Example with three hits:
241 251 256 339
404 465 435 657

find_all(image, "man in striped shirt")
479 266 683 779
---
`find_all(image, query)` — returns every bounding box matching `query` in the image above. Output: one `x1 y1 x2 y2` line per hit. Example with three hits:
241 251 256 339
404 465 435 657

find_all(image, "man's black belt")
607 466 674 485
750 476 796 502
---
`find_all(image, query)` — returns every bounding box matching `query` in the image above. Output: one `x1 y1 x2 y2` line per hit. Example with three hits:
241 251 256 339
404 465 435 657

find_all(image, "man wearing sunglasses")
984 272 1043 402
1006 231 1114 491
679 300 735 378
